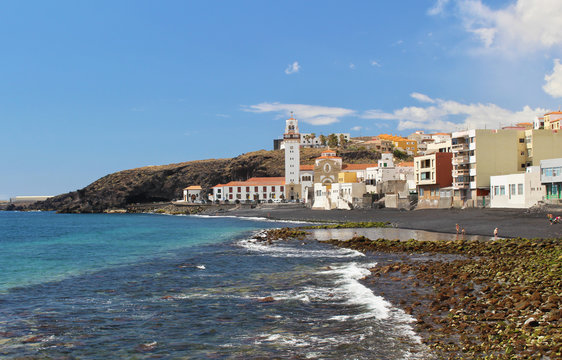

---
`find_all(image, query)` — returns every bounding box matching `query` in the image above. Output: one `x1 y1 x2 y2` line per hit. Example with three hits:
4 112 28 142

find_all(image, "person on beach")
493 227 498 238
456 223 460 234
547 213 560 225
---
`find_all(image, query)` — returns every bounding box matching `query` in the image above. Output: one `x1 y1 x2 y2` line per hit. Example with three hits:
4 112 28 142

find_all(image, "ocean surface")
0 211 428 359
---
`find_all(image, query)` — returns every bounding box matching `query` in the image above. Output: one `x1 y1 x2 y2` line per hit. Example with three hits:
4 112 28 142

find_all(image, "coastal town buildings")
378 134 418 155
540 158 562 203
451 128 562 207
543 111 562 130
414 152 453 208
309 149 376 209
183 186 202 202
425 139 452 154
353 137 394 152
273 133 350 150
211 177 286 202
489 167 544 208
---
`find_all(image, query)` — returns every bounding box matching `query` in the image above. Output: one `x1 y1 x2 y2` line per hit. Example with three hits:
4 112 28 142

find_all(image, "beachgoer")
461 228 465 235
494 227 498 238
456 223 460 234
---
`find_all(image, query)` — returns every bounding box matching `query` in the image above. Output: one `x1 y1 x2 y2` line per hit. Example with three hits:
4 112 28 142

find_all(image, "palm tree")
310 133 316 147
339 134 347 149
319 134 327 146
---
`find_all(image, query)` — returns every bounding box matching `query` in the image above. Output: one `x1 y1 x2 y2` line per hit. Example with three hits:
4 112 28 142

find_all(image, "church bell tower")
284 112 301 200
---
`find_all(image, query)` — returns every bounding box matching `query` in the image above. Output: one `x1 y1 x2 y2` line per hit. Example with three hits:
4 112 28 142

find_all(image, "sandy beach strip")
215 206 562 239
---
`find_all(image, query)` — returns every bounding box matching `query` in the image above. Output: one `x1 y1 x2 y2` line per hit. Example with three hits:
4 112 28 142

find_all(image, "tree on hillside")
328 134 339 148
319 134 327 146
393 149 409 161
310 133 316 147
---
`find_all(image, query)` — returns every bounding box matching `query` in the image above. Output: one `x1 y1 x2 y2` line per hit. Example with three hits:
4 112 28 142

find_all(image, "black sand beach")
222 206 562 239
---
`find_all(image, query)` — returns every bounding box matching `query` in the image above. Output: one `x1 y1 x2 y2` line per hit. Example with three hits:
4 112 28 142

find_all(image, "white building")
211 178 286 203
183 186 203 202
431 132 451 144
426 139 452 154
490 167 544 208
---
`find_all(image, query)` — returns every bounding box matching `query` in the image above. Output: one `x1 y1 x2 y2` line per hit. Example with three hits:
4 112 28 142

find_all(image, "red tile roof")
300 165 314 171
218 177 286 187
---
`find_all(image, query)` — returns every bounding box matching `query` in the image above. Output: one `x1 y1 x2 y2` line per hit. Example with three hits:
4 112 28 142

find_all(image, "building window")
246 187 250 192
271 186 275 192
229 194 233 200
500 185 505 195
509 184 516 195
237 187 241 193
263 186 267 192
280 186 284 192
518 183 523 195
419 188 424 196
254 186 258 192
229 187 233 193
519 138 524 143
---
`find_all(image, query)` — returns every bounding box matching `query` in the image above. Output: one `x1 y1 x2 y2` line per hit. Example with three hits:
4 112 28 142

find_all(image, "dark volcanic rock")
29 148 381 213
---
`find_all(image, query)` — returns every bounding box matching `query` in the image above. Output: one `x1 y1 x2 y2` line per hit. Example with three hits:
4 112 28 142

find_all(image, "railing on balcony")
452 143 469 151
453 155 469 165
454 169 469 176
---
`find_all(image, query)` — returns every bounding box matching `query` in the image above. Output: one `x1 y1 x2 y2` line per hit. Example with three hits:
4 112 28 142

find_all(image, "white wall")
490 168 544 208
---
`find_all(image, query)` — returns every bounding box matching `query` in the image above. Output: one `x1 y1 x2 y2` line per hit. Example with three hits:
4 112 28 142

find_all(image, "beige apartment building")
452 128 562 207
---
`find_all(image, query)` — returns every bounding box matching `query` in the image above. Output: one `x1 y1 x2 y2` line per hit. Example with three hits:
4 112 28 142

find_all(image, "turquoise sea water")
0 212 266 292
0 211 427 359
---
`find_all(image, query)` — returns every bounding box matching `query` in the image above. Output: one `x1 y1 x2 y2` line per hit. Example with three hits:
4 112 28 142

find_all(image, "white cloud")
451 0 562 53
362 93 545 131
351 126 363 131
428 0 450 15
349 63 356 70
370 60 381 67
411 92 436 103
243 102 355 125
543 59 562 98
285 61 300 75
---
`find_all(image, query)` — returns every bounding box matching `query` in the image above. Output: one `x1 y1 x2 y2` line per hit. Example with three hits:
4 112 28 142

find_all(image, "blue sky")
1 0 562 199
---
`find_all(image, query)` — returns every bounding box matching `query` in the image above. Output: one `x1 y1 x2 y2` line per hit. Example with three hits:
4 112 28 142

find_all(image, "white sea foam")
196 265 206 270
237 237 364 258
323 262 391 321
256 333 311 347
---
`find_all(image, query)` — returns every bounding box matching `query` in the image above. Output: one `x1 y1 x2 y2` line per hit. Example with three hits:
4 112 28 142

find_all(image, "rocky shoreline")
258 226 561 359
326 236 561 359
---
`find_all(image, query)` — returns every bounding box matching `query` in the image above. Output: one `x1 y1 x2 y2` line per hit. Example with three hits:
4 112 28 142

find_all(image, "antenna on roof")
290 111 294 118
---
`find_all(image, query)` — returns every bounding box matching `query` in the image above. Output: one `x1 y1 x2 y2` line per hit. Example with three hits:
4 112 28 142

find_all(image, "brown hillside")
32 148 380 213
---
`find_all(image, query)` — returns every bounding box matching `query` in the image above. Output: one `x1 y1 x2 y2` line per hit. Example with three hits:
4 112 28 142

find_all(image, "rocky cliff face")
32 148 381 213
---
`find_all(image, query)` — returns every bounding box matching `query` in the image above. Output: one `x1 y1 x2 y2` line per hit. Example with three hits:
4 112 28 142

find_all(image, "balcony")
452 143 469 151
454 169 469 176
453 181 470 189
453 155 469 165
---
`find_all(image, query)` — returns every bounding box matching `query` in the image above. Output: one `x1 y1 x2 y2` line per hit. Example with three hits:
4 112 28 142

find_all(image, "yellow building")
452 128 562 207
378 134 418 155
338 172 357 183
